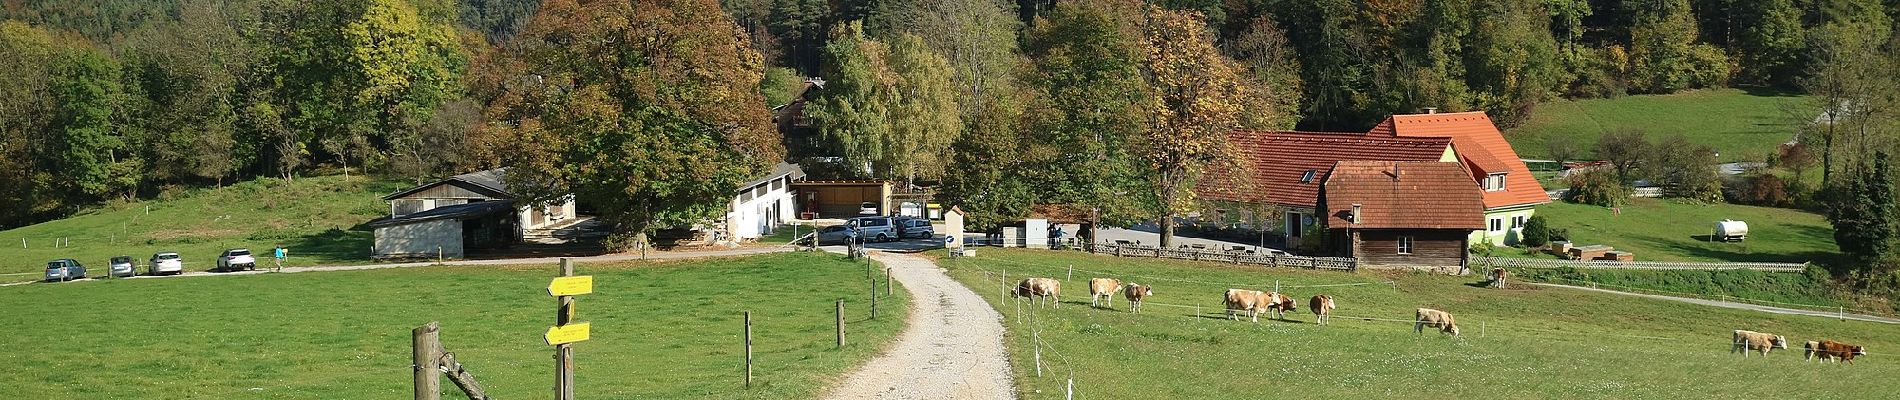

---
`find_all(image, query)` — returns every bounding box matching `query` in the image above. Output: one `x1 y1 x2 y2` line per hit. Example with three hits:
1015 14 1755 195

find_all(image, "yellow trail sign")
548 276 593 296
545 322 591 345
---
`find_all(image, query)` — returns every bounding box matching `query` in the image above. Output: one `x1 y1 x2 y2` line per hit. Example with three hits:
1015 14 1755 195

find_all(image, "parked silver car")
848 216 898 242
898 218 934 239
149 252 184 276
108 256 136 277
813 224 860 245
44 259 87 282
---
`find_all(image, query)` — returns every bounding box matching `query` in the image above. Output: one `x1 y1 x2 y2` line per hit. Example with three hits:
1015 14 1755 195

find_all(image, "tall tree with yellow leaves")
1141 6 1247 248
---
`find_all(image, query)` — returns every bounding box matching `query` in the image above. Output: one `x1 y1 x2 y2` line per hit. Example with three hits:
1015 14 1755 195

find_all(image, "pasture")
0 175 399 275
0 252 905 399
1509 88 1810 162
1513 198 1840 264
939 248 1900 399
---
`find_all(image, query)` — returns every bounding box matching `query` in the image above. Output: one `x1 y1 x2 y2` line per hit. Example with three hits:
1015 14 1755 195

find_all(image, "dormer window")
1300 170 1317 183
1484 173 1506 191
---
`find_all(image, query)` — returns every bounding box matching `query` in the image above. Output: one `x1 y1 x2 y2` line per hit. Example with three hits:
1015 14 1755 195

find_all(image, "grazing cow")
1487 268 1509 288
1089 278 1123 308
1225 289 1266 322
1309 295 1336 325
1815 340 1868 363
1731 330 1788 357
1260 291 1298 320
1014 278 1062 308
1415 308 1460 336
1805 341 1821 362
1123 283 1153 313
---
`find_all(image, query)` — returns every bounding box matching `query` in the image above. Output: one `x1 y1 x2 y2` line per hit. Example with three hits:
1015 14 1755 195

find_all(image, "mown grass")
0 175 402 275
1500 198 1840 264
1510 267 1884 313
1510 88 1810 162
0 252 906 399
939 248 1899 399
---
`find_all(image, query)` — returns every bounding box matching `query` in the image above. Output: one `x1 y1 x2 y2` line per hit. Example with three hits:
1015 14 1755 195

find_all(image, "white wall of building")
727 180 798 240
373 219 464 258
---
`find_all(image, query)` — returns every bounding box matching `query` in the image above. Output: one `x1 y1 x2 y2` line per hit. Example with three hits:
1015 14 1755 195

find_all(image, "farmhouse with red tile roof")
1320 161 1485 270
1368 111 1550 245
1197 130 1460 251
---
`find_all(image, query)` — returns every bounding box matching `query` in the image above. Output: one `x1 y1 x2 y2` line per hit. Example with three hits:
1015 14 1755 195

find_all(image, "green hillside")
0 175 401 275
942 249 1898 399
1513 198 1840 264
1509 88 1812 162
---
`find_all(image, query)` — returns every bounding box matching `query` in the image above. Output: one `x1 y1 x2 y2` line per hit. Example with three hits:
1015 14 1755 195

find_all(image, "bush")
1566 168 1629 207
1520 215 1552 247
1729 173 1791 207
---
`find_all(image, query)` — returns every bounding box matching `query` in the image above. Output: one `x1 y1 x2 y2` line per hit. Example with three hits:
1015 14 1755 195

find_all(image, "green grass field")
1512 198 1840 264
0 252 906 399
939 249 1899 399
1510 88 1811 162
0 175 402 275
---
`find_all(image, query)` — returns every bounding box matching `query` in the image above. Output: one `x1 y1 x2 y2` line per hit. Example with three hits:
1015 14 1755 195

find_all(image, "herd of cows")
1010 268 1870 363
1007 276 1461 336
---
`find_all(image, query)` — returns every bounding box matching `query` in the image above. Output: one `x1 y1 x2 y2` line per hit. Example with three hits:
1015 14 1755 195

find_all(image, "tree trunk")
1159 215 1174 249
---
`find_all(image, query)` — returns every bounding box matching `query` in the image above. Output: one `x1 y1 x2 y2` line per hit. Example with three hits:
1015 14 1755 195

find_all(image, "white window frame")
1397 236 1414 255
1489 217 1503 232
1512 215 1527 229
1485 173 1507 192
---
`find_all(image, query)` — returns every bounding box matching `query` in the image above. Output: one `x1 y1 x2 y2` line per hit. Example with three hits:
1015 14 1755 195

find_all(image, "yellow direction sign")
545 322 591 345
548 276 594 296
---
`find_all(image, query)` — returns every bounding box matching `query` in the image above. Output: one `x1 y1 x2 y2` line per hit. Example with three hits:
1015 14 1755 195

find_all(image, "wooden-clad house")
1369 111 1551 245
1197 130 1459 250
1319 161 1485 270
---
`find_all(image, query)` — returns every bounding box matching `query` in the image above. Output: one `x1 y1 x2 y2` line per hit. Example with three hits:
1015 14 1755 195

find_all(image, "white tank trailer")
1714 219 1748 242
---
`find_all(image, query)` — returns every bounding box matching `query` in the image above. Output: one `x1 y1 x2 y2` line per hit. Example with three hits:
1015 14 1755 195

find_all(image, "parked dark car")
108 256 136 278
44 259 87 282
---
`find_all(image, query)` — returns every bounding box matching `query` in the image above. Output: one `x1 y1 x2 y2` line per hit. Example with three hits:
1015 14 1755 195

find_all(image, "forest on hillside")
4 0 1900 269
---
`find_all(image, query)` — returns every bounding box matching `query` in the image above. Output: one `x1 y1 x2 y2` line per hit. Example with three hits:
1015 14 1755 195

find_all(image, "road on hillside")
825 251 1015 399
1529 282 1900 324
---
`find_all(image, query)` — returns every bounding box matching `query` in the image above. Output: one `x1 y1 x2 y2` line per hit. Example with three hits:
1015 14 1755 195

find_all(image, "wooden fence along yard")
1472 256 1807 272
1083 242 1359 271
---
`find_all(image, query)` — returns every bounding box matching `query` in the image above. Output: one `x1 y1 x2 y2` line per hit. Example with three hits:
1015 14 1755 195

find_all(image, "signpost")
550 258 591 400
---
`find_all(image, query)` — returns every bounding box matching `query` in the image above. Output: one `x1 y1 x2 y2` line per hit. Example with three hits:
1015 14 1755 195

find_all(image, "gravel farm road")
825 251 1015 400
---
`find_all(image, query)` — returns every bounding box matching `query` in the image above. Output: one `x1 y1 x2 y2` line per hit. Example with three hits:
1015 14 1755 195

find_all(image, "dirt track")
825 252 1015 399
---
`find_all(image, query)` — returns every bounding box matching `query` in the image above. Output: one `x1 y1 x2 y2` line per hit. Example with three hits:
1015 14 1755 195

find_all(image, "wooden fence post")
835 299 845 348
871 279 879 320
554 259 576 400
745 311 753 388
414 322 442 400
440 351 490 400
885 268 893 296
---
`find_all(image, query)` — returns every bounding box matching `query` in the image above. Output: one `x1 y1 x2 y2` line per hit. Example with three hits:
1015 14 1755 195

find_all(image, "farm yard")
939 248 1900 399
1510 198 1840 264
1507 88 1812 162
0 253 906 399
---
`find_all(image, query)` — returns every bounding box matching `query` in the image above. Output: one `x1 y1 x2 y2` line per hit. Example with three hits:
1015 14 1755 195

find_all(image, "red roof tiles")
1369 111 1550 209
1199 131 1453 209
1321 161 1485 230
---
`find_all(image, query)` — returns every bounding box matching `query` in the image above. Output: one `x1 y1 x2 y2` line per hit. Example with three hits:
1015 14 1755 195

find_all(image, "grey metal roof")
366 200 517 228
382 167 516 200
736 162 804 193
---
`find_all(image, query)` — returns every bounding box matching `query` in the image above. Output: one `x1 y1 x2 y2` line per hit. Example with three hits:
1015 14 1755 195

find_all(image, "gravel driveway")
825 251 1015 399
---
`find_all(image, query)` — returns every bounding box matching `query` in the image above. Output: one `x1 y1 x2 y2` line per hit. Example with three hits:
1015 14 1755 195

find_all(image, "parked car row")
808 216 938 245
40 248 254 282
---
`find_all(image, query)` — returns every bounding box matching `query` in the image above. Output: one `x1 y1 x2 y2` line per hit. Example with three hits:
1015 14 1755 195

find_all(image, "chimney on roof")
1422 107 1438 114
1350 204 1362 225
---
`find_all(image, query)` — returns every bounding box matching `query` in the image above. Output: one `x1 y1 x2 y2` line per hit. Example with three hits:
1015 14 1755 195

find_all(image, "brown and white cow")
1260 291 1298 320
1805 341 1821 362
1815 340 1868 363
1309 294 1336 325
1122 283 1153 313
1732 330 1788 357
1089 278 1123 308
1415 308 1460 336
1487 268 1509 288
1225 289 1266 322
1014 278 1062 308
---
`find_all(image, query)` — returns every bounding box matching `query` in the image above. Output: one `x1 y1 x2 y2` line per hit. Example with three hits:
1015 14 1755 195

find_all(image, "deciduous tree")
1141 6 1248 248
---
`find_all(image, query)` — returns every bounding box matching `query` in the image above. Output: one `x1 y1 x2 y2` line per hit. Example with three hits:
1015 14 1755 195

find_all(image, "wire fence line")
962 254 1393 292
1525 276 1892 318
1473 256 1808 272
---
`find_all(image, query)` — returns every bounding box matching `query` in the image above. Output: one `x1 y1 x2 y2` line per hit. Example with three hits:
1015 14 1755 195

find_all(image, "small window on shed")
1300 170 1317 183
1397 236 1414 254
